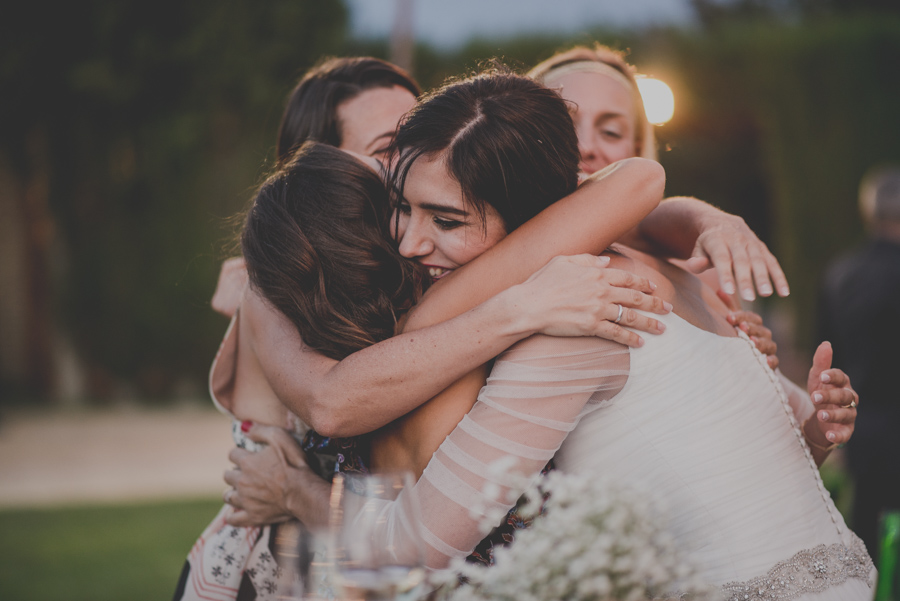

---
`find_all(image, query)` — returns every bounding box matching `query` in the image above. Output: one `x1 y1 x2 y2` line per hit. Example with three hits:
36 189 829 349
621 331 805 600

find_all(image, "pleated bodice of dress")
555 312 875 600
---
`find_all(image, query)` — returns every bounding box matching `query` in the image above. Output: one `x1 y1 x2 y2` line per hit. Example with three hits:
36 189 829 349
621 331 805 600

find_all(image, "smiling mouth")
426 266 451 280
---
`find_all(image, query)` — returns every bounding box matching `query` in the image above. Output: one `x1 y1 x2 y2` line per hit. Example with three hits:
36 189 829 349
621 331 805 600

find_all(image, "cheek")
448 228 504 266
606 138 637 162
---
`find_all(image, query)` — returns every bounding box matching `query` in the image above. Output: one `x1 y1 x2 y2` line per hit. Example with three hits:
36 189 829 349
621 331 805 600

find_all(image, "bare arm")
228 335 630 571
403 158 666 333
248 158 666 437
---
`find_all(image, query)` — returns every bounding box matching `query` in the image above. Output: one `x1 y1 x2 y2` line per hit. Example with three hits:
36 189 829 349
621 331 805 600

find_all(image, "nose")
576 124 609 175
396 216 434 259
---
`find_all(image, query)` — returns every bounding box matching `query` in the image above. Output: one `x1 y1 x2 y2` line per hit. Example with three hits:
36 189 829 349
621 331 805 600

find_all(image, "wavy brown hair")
242 142 422 360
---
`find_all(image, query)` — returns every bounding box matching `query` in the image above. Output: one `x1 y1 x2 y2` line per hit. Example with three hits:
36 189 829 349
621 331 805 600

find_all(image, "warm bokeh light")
637 77 675 125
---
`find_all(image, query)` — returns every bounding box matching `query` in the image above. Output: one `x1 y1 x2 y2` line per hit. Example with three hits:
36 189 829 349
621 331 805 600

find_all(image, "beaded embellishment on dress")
721 533 874 600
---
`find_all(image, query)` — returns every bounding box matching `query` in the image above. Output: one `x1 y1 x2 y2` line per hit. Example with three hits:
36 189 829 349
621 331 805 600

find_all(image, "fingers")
607 302 666 335
748 245 774 298
226 509 251 527
817 407 856 426
601 272 670 317
693 225 791 299
601 268 658 296
694 236 736 295
815 407 855 446
764 251 790 297
223 468 241 488
726 310 763 326
728 243 756 302
717 289 740 312
564 253 611 268
243 424 307 467
767 354 780 370
228 447 251 467
811 382 857 408
249 425 307 467
685 255 711 275
749 335 777 358
819 368 850 389
594 322 646 348
807 341 833 392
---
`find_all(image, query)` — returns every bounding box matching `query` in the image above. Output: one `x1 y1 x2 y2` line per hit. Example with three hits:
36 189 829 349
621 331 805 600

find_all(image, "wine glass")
329 472 427 601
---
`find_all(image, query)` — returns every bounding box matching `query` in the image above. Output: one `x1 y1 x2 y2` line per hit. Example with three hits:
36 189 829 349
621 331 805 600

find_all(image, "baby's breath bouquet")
439 470 719 601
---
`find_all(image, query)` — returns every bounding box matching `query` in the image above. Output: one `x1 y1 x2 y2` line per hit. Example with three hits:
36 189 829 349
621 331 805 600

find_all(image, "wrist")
482 285 541 340
283 465 332 528
801 416 837 454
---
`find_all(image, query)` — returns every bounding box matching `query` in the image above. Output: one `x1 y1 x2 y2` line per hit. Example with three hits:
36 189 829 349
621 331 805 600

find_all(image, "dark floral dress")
301 430 552 566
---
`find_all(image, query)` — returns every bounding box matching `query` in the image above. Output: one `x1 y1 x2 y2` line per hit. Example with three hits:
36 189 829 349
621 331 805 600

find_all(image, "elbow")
623 157 666 208
303 399 343 438
307 417 342 439
303 397 356 438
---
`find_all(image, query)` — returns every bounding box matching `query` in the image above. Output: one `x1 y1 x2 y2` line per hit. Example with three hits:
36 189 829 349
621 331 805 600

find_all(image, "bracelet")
801 417 838 453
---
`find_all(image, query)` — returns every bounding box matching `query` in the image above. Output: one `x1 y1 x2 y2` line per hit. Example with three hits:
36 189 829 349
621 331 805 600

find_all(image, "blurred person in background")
818 165 900 557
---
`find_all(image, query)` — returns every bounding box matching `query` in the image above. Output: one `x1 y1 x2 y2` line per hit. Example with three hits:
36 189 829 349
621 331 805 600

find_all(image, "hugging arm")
403 158 667 336
240 336 628 570
244 157 667 437
619 196 790 301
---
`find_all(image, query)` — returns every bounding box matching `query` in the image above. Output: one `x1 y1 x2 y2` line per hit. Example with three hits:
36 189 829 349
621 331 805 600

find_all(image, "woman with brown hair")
211 56 421 319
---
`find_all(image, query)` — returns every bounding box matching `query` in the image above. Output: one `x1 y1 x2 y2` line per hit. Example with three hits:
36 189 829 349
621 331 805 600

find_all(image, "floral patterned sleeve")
343 335 630 571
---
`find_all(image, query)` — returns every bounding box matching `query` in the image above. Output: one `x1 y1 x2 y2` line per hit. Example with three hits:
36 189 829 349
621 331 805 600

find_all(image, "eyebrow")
593 111 628 124
365 131 395 153
417 201 469 216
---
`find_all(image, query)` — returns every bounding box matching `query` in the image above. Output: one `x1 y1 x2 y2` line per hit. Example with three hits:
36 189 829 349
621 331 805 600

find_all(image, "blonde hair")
529 45 657 162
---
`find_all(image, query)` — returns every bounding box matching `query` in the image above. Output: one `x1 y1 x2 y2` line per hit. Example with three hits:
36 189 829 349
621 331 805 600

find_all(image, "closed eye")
433 215 465 230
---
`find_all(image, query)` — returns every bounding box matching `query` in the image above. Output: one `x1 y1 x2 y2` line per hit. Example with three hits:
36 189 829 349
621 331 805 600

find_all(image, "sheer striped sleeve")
352 334 630 570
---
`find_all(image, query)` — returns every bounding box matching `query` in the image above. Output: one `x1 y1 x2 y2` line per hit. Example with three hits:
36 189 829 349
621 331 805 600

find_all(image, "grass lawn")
0 497 222 601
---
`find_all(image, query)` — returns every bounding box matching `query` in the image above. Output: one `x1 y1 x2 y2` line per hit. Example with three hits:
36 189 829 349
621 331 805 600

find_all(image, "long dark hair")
276 57 421 167
242 142 422 359
390 68 580 232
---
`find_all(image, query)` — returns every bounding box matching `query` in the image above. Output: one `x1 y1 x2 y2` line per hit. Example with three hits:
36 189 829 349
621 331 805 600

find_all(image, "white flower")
440 471 717 601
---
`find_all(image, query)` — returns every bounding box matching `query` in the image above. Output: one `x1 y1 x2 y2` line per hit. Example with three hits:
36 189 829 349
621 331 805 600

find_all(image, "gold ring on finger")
842 399 858 409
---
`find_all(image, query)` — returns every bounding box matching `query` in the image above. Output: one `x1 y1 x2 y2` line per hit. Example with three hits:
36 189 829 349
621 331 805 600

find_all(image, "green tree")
0 0 347 400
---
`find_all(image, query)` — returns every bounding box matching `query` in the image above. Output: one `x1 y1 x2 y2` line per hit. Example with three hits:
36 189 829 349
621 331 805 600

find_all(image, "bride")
230 68 870 598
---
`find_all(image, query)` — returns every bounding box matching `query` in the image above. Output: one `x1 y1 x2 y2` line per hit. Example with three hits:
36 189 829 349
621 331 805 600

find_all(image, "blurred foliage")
397 14 900 350
3 1 899 402
1 0 346 399
660 16 900 346
0 497 222 601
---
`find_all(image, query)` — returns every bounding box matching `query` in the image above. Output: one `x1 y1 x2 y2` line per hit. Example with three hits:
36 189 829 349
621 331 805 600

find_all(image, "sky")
345 0 696 49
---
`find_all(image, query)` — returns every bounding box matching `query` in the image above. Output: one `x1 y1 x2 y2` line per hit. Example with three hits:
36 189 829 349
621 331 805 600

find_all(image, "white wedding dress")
345 306 874 599
554 312 875 600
